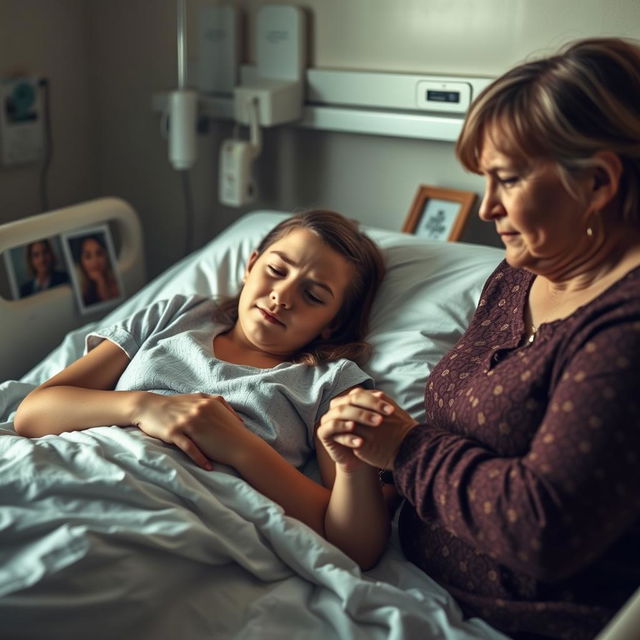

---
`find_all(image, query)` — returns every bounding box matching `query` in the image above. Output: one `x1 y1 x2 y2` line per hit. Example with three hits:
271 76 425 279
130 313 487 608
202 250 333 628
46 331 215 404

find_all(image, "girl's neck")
213 331 288 369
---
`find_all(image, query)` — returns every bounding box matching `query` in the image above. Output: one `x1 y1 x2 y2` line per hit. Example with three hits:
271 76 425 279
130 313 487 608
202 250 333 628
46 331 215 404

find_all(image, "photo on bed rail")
3 236 70 300
0 205 507 640
61 223 124 315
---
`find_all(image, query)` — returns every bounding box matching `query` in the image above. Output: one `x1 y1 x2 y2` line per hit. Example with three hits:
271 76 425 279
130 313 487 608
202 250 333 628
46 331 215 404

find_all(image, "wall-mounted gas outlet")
219 139 256 207
0 76 46 166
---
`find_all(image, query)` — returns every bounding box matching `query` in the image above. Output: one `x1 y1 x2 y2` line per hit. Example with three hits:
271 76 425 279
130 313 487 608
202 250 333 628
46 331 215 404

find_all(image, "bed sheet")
0 211 508 639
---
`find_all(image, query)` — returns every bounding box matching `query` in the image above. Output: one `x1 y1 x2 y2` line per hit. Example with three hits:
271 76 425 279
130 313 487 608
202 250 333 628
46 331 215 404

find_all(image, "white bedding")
0 209 509 639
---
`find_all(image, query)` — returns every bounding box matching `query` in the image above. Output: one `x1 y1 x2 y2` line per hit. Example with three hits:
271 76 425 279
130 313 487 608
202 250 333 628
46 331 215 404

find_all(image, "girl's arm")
315 388 395 569
184 389 391 569
14 340 136 436
315 440 391 570
14 340 213 470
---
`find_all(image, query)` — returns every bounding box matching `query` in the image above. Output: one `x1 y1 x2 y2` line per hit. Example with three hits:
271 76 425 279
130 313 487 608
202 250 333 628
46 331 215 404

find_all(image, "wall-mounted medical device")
0 76 45 166
154 4 493 204
216 4 306 207
167 0 198 171
233 5 305 127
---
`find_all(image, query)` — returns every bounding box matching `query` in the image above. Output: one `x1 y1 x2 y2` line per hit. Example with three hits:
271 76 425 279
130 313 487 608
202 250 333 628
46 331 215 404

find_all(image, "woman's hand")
318 388 418 470
316 412 367 473
132 392 248 470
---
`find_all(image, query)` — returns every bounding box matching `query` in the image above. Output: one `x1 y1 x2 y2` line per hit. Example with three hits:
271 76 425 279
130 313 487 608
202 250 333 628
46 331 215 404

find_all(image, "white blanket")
0 379 506 640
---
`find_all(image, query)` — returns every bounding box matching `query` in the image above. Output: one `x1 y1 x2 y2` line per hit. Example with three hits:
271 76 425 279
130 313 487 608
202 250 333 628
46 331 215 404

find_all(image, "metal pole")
177 0 187 89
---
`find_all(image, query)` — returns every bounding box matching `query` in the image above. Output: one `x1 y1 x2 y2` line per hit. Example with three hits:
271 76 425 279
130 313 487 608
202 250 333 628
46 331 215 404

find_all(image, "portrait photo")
61 224 124 315
402 185 476 242
3 236 70 300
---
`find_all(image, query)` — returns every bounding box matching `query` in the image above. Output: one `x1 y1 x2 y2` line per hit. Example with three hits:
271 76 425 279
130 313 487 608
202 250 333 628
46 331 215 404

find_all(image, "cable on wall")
38 78 52 212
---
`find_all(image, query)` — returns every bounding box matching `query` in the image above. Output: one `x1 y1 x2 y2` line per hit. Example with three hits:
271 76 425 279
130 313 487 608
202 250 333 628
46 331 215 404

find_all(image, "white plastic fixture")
168 0 197 170
197 5 240 95
168 89 198 170
233 5 306 127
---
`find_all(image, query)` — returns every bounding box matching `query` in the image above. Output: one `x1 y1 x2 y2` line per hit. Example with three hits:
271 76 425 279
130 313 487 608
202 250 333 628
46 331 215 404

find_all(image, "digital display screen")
426 90 460 104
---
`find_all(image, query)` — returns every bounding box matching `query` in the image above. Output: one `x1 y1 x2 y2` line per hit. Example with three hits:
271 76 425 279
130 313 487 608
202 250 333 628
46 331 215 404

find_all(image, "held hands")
318 388 418 470
132 392 249 470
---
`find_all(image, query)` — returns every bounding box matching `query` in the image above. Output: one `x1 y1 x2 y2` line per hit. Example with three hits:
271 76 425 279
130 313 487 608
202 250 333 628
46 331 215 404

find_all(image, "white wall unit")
305 69 492 113
154 65 493 142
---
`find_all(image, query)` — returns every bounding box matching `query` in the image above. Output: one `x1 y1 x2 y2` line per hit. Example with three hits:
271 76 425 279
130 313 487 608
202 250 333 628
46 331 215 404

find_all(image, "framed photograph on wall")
61 224 124 315
2 236 71 300
402 185 477 242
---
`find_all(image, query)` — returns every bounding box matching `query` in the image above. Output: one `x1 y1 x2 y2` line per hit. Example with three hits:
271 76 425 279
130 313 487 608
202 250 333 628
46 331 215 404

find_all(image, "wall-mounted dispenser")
167 0 197 171
233 5 306 127
219 4 306 207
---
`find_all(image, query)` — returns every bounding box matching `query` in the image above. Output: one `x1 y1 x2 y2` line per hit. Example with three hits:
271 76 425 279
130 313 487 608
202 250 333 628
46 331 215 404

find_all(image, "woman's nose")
478 183 503 221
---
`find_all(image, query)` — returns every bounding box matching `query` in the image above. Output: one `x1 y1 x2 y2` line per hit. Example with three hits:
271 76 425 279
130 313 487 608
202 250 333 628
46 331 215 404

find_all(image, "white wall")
2 0 639 279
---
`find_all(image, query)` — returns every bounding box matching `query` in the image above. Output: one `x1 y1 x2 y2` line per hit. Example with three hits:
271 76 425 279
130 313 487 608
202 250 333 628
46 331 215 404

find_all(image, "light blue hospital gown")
86 294 373 468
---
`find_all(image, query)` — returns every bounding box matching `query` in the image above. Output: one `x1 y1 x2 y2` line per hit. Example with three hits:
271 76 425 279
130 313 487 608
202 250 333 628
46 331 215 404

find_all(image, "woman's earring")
586 227 594 237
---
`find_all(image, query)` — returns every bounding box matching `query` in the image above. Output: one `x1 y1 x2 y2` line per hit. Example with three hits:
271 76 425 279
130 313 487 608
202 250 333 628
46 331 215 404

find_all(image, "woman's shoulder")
579 265 640 329
476 261 532 308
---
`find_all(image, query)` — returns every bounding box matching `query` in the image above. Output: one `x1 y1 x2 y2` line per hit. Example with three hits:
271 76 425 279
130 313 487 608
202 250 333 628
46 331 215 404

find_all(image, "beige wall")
0 0 96 223
2 0 639 279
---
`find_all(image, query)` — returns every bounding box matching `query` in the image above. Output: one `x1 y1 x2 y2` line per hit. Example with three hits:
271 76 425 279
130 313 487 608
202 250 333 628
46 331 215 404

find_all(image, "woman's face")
80 238 108 280
477 135 594 276
30 242 53 278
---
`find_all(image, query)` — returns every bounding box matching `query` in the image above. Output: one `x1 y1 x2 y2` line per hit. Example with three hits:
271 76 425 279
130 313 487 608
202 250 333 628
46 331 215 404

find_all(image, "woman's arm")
325 331 640 581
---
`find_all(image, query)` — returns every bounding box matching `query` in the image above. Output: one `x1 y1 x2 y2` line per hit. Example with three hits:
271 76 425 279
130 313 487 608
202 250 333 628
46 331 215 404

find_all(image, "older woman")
318 38 640 640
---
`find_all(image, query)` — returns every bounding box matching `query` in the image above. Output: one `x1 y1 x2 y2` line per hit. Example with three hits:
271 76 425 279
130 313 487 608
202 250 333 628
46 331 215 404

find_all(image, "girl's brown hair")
214 210 385 365
456 37 640 224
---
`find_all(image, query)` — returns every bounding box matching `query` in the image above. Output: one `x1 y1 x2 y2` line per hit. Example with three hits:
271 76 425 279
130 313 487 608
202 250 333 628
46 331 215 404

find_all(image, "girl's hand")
316 415 366 473
319 388 418 470
132 392 246 470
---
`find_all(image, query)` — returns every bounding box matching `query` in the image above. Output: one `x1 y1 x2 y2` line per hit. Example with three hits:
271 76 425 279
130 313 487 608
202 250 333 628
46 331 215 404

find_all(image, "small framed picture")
61 224 124 315
3 236 71 300
402 185 477 242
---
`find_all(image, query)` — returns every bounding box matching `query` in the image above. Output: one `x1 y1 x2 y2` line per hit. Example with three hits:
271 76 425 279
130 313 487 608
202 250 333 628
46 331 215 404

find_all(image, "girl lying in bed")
14 210 389 569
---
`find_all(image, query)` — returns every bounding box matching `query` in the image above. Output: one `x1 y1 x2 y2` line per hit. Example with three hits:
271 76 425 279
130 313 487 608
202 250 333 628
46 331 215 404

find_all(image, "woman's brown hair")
213 210 385 365
456 37 640 224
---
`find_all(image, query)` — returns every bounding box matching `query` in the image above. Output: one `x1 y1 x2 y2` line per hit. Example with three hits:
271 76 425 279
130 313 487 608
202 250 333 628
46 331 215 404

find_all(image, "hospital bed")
0 198 637 639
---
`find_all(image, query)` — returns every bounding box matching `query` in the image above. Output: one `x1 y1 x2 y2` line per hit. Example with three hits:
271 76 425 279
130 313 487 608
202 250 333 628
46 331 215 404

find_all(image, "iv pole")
168 0 197 254
168 0 197 171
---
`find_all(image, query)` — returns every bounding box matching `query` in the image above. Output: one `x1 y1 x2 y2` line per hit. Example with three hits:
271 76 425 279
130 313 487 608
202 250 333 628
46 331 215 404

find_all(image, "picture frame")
402 185 477 242
2 236 71 300
61 224 124 315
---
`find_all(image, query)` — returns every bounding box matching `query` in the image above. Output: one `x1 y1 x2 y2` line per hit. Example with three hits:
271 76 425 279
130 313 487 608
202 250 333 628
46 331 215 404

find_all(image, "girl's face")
80 238 108 280
235 228 355 361
30 242 53 277
477 135 595 276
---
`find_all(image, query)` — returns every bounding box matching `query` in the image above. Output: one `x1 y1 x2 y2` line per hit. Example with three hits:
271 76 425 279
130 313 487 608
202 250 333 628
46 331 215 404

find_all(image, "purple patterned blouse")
394 261 640 640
